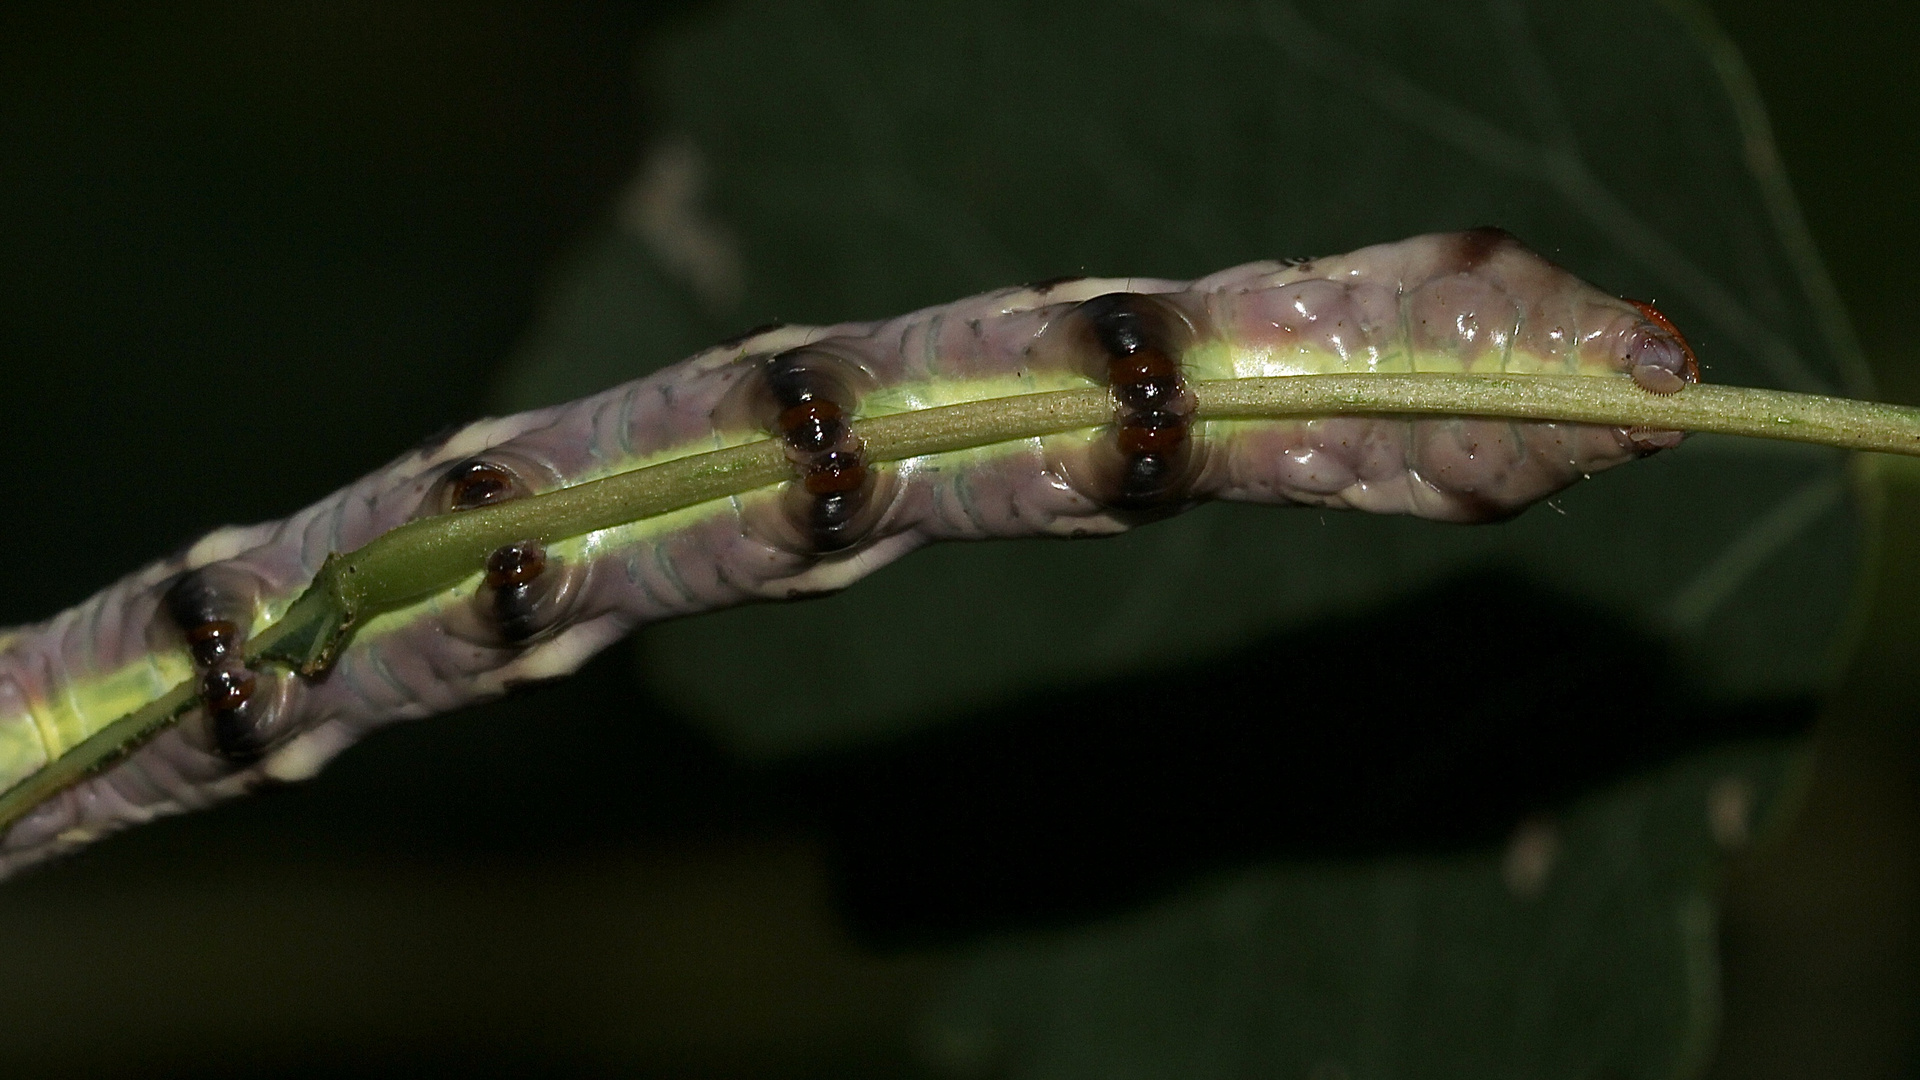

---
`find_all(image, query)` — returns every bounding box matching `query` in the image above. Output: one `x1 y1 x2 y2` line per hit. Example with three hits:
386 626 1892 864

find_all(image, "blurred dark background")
0 2 1912 1077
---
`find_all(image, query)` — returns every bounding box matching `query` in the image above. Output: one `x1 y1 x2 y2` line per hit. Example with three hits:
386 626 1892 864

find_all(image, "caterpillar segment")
717 343 893 554
1075 290 1202 509
159 565 295 762
0 230 1700 877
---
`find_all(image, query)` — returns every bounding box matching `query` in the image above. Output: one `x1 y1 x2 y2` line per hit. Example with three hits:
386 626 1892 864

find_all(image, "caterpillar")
0 228 1702 878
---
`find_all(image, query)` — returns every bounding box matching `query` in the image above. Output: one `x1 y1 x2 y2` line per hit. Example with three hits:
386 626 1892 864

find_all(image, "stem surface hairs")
1 228 1915 878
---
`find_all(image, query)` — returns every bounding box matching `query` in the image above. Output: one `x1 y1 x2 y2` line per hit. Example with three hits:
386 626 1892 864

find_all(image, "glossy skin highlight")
0 230 1696 877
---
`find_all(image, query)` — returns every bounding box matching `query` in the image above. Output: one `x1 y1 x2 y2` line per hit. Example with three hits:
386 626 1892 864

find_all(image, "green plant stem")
252 373 1920 672
1196 375 1920 452
16 372 1920 832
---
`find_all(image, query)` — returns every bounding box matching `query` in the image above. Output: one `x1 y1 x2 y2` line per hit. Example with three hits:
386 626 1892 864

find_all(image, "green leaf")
496 0 1865 1074
918 742 1801 1080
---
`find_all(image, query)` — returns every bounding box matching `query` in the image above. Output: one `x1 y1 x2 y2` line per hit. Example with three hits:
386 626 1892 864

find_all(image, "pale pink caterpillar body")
0 229 1699 878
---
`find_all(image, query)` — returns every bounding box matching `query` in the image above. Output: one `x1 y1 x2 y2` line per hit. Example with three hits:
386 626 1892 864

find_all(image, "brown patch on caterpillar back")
1451 226 1521 273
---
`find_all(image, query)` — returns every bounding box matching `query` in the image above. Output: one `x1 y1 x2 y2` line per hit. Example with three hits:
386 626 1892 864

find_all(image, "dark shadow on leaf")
777 573 1815 946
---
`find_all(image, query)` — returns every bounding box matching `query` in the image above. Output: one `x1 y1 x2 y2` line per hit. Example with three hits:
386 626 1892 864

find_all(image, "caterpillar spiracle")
0 228 1702 878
